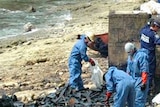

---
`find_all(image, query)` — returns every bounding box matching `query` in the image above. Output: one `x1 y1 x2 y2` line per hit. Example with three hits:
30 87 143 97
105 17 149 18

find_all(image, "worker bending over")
103 66 135 107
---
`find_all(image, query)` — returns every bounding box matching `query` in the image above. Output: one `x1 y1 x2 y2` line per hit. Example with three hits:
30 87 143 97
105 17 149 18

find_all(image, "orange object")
106 92 112 98
142 72 148 84
89 33 108 51
95 33 108 44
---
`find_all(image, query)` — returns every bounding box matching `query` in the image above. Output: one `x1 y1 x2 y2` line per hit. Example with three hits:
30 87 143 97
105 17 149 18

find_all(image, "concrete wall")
108 11 150 68
107 11 160 94
152 15 160 77
156 47 160 76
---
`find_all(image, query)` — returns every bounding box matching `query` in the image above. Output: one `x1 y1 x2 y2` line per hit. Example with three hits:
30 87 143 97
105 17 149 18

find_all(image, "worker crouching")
103 66 135 107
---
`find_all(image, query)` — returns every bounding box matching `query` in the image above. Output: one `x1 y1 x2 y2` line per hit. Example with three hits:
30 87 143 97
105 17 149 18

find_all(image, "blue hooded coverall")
126 48 149 107
68 35 90 90
104 66 135 107
140 26 160 88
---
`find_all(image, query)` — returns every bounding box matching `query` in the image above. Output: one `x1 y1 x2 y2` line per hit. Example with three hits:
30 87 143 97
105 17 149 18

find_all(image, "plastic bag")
89 59 103 89
152 93 160 105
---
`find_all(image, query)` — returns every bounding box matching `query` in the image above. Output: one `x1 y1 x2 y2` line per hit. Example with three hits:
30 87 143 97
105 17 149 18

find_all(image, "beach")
0 0 142 103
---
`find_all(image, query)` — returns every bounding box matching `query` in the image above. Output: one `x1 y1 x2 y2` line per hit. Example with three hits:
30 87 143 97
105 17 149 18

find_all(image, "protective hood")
138 48 149 55
85 31 95 42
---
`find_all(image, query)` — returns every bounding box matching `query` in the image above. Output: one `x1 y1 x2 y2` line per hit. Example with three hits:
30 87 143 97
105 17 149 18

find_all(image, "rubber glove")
141 72 148 91
105 92 112 106
89 58 95 66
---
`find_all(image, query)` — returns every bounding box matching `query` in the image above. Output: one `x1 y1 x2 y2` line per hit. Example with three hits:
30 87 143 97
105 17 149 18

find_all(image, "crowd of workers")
67 18 160 107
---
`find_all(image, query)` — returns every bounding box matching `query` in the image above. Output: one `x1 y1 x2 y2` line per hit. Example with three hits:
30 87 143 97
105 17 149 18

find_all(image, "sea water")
0 0 81 39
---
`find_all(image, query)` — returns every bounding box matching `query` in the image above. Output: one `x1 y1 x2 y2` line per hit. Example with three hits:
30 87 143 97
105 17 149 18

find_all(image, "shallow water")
0 0 81 38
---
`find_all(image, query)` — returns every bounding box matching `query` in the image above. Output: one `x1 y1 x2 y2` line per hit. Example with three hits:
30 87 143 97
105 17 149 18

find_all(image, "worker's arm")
139 54 149 91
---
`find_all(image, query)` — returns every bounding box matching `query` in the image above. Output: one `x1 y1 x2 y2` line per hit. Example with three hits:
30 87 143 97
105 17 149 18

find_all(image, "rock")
14 101 24 107
0 81 19 89
27 6 36 12
23 22 35 32
14 88 56 103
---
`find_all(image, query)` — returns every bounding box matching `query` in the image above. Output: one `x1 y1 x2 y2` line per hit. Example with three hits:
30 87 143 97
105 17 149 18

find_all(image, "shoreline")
0 0 141 48
0 0 144 104
0 28 50 47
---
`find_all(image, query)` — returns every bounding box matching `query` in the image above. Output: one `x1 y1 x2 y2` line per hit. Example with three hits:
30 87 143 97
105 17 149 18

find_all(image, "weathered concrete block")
108 43 127 66
152 15 160 77
156 47 160 77
108 11 150 68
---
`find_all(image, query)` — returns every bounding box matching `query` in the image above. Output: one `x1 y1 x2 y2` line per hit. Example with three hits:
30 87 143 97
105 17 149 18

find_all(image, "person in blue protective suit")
103 66 135 107
68 32 95 91
140 19 160 93
124 42 149 107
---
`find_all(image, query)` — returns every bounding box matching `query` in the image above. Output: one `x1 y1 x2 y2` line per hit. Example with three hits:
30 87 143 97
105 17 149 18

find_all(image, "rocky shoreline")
0 0 141 47
0 0 143 104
